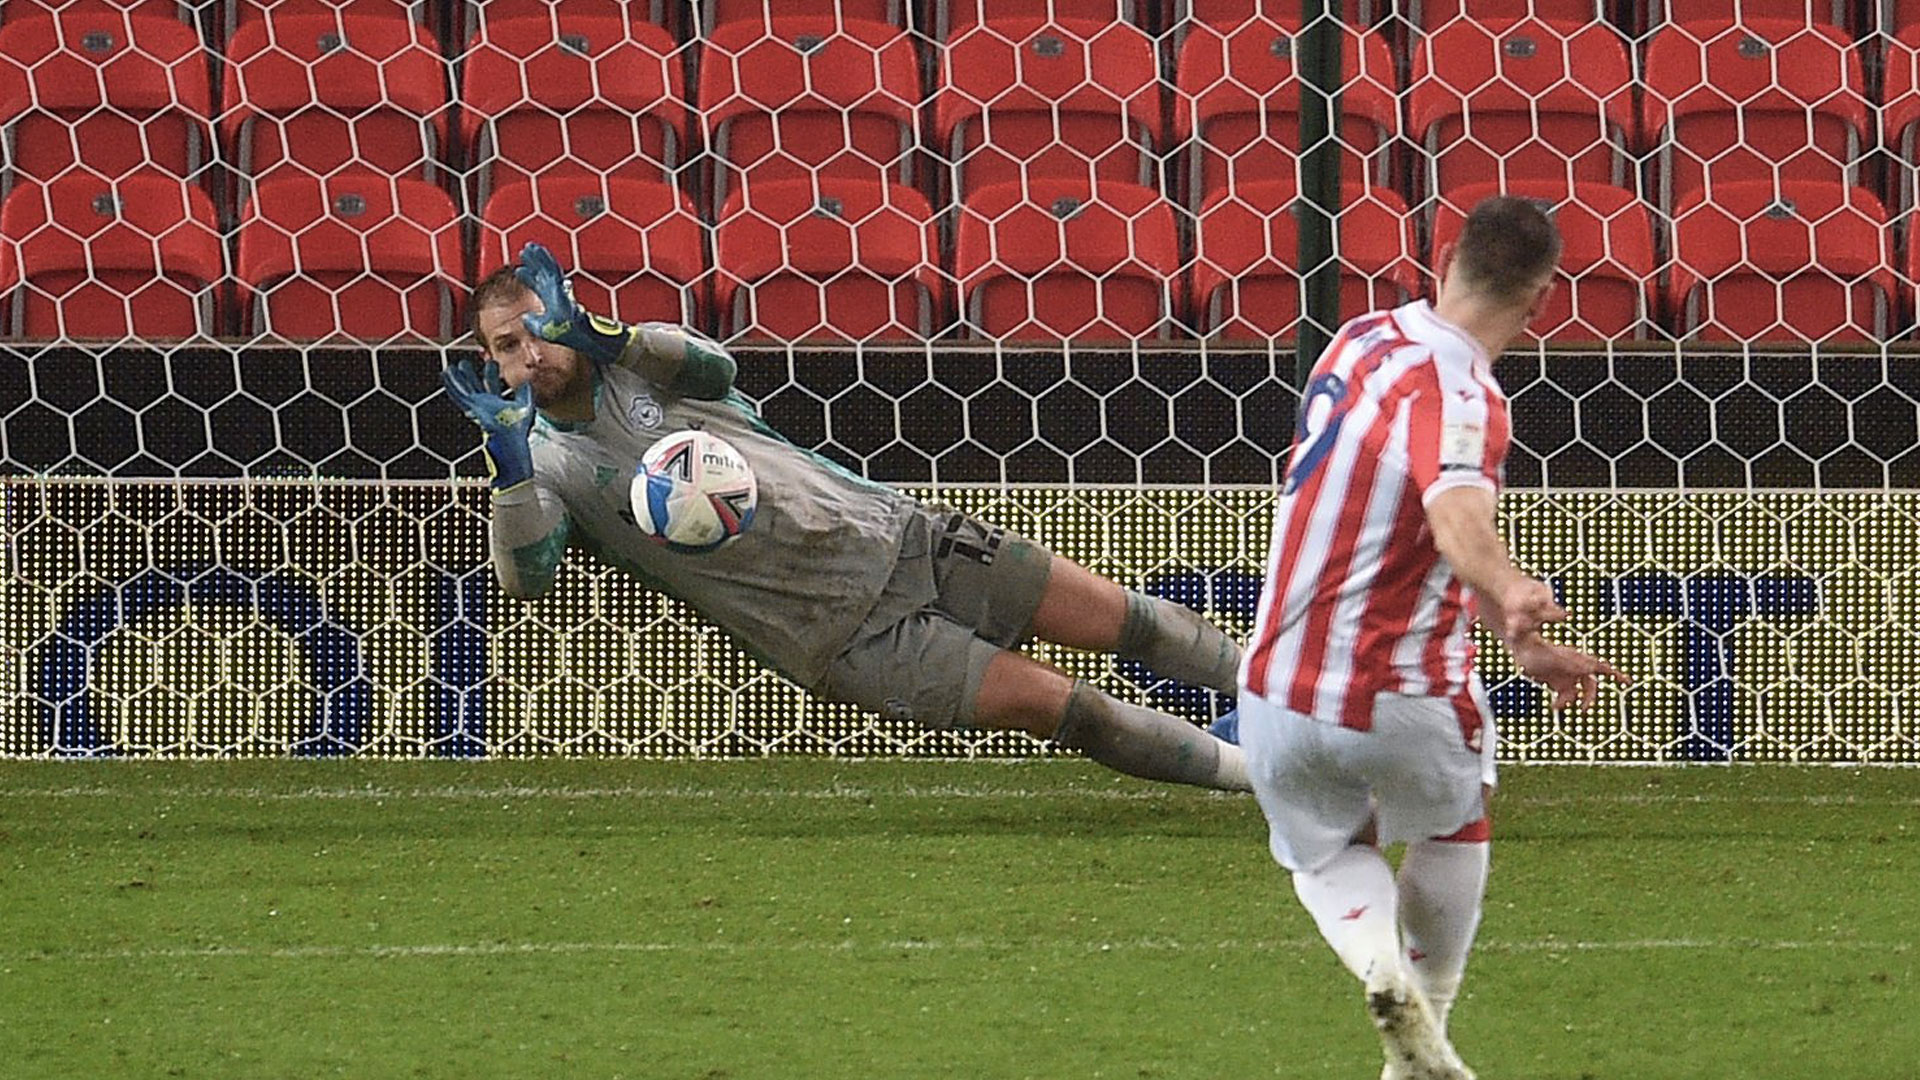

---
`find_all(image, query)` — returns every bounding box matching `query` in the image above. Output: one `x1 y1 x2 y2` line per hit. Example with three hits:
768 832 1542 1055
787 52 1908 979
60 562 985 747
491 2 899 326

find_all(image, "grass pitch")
0 760 1911 1079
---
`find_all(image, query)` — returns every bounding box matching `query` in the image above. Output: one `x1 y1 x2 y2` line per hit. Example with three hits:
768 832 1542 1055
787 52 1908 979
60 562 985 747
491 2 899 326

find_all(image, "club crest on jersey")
593 464 617 488
627 392 664 430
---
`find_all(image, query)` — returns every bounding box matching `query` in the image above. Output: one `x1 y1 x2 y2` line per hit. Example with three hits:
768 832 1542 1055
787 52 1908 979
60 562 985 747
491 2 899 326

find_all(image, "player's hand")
1485 576 1567 643
1509 635 1629 710
441 357 535 491
513 241 634 366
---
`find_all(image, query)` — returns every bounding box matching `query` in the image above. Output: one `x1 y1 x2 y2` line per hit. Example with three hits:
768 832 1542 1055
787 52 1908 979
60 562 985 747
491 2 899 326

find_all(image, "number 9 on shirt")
630 430 759 554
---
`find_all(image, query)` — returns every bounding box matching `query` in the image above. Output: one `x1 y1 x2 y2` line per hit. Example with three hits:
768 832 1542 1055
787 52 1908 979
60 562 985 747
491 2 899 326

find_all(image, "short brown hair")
469 264 532 349
1451 196 1563 303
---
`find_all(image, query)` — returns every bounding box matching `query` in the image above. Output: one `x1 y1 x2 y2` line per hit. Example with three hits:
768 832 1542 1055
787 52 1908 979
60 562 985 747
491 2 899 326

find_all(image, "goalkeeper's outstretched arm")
618 323 737 402
489 482 570 600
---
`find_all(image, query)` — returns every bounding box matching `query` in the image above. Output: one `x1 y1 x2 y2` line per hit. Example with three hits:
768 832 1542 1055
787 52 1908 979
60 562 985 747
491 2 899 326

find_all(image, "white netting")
1 1 1915 761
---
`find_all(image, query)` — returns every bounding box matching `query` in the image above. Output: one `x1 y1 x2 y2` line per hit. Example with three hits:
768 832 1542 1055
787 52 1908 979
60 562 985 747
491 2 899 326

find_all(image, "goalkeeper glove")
441 357 536 492
514 240 637 366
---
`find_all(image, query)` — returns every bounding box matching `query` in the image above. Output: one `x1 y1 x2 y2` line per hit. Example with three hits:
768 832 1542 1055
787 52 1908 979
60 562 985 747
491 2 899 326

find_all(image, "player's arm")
513 242 736 401
441 355 570 599
488 481 569 600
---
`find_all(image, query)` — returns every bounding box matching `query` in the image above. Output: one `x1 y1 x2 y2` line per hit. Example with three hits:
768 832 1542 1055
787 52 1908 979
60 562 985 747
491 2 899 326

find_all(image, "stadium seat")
230 1 420 26
702 0 898 33
1642 18 1868 213
954 179 1180 342
460 13 685 207
0 1 199 21
464 0 672 40
222 11 449 190
699 17 920 208
0 171 222 338
933 18 1162 201
235 173 464 341
1411 1 1609 27
1174 17 1399 211
0 9 213 188
1407 18 1636 201
478 175 706 328
1191 181 1418 342
936 1 1134 38
713 177 945 342
1637 2 1854 32
1877 25 1920 214
1667 180 1895 344
1430 182 1655 342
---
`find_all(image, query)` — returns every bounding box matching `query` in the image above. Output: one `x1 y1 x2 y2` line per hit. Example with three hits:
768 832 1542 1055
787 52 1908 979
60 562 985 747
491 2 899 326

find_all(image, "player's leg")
971 649 1248 790
1027 554 1241 695
815 611 1248 791
1396 805 1490 1034
1398 693 1499 1033
1242 691 1475 1080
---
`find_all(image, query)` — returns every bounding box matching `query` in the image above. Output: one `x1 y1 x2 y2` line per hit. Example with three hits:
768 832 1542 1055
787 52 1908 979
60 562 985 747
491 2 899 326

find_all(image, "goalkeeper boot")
1206 707 1240 745
1366 968 1476 1080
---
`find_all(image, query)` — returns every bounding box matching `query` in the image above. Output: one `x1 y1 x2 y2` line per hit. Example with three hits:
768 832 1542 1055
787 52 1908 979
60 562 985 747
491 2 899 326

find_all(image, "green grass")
0 761 1912 1079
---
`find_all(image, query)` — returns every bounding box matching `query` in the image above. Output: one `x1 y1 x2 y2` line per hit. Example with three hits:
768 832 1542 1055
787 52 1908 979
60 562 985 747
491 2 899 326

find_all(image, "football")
629 430 758 553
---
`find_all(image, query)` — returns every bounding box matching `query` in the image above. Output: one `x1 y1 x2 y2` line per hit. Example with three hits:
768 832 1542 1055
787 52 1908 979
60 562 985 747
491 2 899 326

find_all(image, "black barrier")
2 343 1913 487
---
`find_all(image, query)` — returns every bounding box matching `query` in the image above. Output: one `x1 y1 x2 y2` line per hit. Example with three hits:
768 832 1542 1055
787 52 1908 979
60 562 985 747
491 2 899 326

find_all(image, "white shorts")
1239 689 1498 873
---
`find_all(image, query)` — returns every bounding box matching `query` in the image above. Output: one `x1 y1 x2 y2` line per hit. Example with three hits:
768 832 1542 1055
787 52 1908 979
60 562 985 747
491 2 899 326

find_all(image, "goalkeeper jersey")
497 347 923 688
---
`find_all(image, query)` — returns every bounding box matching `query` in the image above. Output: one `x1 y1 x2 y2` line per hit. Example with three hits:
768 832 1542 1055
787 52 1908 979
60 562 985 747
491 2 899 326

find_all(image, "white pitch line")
4 936 1909 966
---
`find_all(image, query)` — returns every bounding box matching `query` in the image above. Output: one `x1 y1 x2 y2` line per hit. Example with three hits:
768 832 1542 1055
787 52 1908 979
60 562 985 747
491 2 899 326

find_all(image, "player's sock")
1396 836 1490 1032
1114 591 1242 695
1053 681 1250 791
1292 844 1406 987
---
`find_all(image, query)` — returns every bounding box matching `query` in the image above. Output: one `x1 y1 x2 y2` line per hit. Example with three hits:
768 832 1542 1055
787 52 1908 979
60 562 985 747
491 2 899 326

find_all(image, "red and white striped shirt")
1241 300 1511 736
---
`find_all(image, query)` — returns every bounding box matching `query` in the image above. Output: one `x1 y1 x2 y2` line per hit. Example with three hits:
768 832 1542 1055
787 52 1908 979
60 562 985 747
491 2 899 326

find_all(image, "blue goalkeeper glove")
514 241 636 366
441 357 535 492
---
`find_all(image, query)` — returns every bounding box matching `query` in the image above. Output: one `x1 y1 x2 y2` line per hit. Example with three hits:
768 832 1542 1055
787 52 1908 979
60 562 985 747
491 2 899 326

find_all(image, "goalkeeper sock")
1053 681 1249 791
1397 837 1490 1032
1292 844 1407 989
1113 591 1242 695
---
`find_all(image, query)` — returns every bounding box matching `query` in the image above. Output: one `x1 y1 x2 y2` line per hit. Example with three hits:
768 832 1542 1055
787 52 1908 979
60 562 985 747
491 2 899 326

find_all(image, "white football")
629 430 758 553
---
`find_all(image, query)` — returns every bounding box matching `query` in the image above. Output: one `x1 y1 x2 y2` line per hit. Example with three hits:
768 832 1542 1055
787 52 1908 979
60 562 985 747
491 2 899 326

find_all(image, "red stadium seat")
1643 19 1868 213
1 1 198 21
235 173 464 341
1191 181 1418 342
933 19 1162 200
478 176 705 328
230 1 419 26
0 171 221 338
1638 2 1854 31
0 10 213 187
1430 182 1655 342
1408 18 1636 200
464 0 671 40
1667 180 1894 344
713 177 945 342
703 0 898 32
699 18 919 207
1411 1 1608 27
460 14 685 206
1175 17 1398 211
1877 26 1920 214
954 179 1180 342
937 0 1133 38
222 11 449 188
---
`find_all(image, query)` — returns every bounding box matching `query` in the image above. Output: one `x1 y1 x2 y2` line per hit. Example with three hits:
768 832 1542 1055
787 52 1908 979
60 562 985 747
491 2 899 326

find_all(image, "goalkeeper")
443 242 1248 791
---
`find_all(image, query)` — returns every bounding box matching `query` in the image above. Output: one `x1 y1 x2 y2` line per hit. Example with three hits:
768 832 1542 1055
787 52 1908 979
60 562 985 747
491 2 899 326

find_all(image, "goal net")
1 2 1914 762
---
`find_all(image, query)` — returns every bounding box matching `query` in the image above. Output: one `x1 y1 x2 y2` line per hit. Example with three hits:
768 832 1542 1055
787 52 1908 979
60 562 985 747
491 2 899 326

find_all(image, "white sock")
1292 845 1406 987
1397 839 1490 1031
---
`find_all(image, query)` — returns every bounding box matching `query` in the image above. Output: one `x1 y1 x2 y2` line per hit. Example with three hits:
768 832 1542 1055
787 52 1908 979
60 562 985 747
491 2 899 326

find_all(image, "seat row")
2 169 1900 346
5 1 1911 41
10 6 1920 224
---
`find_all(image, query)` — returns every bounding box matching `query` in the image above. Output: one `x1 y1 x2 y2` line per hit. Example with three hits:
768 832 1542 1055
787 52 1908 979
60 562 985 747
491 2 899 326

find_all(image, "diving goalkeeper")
442 242 1248 791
